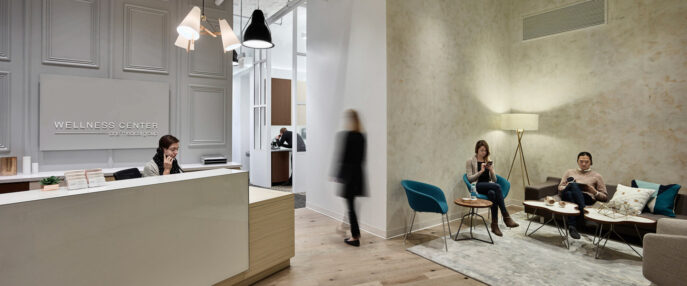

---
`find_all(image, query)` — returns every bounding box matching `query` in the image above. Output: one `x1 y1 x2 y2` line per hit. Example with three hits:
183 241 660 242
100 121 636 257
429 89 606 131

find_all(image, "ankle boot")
504 216 520 228
491 222 503 237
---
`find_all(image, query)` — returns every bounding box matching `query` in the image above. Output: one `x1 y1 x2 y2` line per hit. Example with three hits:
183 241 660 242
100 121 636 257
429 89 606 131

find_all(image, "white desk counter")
0 162 242 184
270 147 292 152
0 169 249 286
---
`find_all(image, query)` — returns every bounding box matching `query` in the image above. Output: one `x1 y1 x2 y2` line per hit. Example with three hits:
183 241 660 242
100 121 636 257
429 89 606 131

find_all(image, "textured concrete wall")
387 0 513 237
386 0 687 236
509 0 687 193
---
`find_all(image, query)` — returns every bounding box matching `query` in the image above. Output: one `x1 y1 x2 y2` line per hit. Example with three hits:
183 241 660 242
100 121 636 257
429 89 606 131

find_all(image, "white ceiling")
231 0 291 19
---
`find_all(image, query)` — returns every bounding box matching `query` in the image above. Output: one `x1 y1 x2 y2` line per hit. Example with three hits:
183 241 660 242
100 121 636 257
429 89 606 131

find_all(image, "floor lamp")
501 114 539 188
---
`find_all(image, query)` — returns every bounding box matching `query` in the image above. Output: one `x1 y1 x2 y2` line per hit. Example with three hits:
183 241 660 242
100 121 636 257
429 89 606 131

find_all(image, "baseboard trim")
306 203 388 239
386 208 491 239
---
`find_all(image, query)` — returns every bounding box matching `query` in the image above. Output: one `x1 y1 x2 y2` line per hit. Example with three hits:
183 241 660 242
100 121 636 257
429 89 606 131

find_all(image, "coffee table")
453 198 494 244
584 208 656 259
523 200 580 249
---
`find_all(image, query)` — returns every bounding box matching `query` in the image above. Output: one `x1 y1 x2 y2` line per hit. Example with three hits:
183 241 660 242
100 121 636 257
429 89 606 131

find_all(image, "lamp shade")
174 34 195 51
501 114 539 131
242 9 274 49
177 6 201 40
219 19 241 51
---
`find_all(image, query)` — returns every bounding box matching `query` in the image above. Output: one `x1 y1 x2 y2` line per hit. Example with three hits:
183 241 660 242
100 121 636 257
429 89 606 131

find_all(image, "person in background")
558 151 608 239
276 127 306 152
143 135 182 177
333 110 367 247
466 140 519 237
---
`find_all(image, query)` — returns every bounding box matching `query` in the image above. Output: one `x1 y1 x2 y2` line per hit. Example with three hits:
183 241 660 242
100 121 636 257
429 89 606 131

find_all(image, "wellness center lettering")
53 121 160 137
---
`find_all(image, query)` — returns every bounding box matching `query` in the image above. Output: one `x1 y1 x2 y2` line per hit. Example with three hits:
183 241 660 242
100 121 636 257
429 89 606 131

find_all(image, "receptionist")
143 135 183 176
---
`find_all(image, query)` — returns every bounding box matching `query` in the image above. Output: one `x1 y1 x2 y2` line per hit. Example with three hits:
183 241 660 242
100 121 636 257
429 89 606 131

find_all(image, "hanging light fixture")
242 0 274 49
175 1 240 53
219 19 241 51
177 6 201 41
174 34 195 51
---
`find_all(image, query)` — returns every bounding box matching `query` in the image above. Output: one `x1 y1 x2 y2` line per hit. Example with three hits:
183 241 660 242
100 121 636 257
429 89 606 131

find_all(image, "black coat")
335 131 366 198
278 131 306 152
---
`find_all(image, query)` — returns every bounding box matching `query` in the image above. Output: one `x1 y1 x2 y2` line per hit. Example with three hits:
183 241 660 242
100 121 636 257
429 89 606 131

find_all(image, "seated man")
558 151 608 239
276 127 306 152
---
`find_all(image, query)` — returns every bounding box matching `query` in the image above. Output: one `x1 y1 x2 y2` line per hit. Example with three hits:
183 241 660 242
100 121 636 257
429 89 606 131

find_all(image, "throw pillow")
632 179 681 217
608 184 656 215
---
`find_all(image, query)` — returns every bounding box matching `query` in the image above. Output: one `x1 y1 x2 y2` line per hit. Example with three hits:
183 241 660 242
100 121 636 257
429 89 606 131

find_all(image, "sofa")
643 218 687 285
525 177 687 242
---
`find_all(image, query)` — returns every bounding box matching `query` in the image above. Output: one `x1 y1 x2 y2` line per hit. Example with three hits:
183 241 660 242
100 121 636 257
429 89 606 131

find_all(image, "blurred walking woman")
143 135 183 177
466 140 518 236
335 110 366 247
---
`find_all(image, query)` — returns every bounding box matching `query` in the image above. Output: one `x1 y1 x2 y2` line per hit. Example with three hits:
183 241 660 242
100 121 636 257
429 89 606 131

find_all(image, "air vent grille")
523 0 605 40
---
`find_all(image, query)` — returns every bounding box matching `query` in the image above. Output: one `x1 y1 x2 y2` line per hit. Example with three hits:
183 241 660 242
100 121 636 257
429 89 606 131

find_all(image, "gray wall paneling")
0 0 25 158
0 0 233 172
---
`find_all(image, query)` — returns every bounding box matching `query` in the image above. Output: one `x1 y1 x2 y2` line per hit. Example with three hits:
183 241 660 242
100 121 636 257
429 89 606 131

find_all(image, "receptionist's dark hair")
158 135 179 150
577 151 593 165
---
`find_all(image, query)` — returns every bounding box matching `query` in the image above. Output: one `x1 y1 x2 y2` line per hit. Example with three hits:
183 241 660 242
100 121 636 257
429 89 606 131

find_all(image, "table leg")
634 224 643 244
612 226 643 258
477 211 494 244
595 224 613 259
453 212 470 241
562 216 570 249
525 208 537 234
525 209 558 237
454 208 493 244
592 223 603 246
469 208 474 239
594 224 643 259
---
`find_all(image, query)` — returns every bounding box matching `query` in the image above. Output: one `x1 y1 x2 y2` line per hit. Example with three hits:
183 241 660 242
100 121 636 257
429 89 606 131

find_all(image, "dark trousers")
561 183 596 226
476 182 508 220
346 196 360 238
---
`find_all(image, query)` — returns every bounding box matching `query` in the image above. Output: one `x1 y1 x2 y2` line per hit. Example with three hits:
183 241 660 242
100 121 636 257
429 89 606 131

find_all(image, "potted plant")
40 176 61 191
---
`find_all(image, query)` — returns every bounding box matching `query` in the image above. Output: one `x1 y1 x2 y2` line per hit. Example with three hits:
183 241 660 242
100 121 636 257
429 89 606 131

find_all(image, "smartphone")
487 161 493 166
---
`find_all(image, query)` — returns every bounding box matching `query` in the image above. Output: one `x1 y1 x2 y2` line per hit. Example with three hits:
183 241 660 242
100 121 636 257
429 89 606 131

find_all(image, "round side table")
453 198 494 244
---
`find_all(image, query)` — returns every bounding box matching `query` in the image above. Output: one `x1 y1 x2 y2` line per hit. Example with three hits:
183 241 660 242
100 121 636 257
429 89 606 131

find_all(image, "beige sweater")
466 156 496 183
558 169 608 202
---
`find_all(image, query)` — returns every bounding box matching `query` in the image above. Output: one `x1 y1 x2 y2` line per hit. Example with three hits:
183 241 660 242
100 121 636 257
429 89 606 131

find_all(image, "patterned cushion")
608 184 656 215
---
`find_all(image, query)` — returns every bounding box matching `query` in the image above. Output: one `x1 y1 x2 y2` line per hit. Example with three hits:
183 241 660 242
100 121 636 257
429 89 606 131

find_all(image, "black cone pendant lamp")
242 9 274 49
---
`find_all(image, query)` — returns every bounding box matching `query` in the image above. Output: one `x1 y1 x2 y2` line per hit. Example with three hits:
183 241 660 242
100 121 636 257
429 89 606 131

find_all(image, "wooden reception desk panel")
216 187 295 286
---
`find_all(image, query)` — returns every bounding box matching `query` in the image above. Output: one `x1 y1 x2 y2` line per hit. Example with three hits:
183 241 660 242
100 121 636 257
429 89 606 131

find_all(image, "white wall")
306 0 387 237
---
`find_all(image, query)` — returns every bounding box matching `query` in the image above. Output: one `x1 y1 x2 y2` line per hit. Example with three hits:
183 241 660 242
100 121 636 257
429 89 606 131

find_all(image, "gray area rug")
407 212 649 286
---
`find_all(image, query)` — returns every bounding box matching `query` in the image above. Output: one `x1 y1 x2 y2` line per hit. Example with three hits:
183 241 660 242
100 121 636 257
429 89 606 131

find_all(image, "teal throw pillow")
632 179 681 217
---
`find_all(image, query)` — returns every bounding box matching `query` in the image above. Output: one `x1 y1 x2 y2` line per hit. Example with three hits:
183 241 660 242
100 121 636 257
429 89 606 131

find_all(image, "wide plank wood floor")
253 206 524 286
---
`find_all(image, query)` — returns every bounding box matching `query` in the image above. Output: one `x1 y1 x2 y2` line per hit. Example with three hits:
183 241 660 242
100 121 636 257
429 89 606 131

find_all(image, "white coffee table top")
584 208 656 225
523 200 580 216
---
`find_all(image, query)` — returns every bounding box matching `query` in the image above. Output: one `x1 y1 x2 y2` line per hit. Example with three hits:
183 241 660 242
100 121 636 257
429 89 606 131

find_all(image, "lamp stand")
506 129 531 188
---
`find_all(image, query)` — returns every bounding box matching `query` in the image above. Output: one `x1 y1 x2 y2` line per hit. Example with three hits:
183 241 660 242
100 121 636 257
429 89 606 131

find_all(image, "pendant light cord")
239 0 243 55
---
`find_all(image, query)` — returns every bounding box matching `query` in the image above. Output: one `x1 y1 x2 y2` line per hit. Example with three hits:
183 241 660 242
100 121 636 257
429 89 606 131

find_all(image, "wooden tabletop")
454 198 492 208
584 208 656 226
523 200 580 216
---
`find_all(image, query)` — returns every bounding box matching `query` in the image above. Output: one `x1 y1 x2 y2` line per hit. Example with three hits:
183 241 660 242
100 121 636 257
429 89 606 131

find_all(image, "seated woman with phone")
466 140 519 237
143 135 183 177
557 151 608 239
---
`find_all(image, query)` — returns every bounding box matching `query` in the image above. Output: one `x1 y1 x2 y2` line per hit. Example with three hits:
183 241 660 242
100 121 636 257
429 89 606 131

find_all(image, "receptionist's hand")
163 154 174 171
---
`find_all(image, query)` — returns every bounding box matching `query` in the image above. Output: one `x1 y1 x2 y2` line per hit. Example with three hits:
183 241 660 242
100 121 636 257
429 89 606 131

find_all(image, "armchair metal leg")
445 213 453 241
404 211 416 244
441 213 448 252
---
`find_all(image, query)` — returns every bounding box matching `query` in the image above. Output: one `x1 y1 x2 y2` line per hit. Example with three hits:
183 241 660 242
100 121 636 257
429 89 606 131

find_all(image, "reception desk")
0 169 249 286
